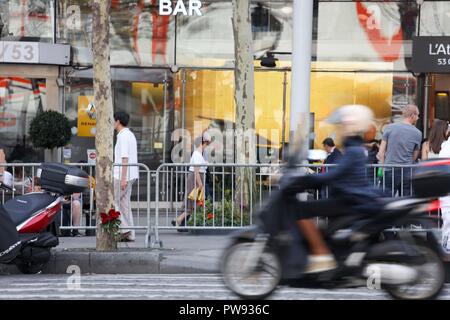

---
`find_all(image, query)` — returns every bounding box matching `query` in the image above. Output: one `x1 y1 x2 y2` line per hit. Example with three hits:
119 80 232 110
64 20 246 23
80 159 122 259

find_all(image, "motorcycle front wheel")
221 241 282 300
385 245 445 300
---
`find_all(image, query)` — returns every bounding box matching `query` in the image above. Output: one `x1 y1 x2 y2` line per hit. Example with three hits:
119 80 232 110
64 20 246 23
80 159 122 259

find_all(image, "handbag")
188 187 204 201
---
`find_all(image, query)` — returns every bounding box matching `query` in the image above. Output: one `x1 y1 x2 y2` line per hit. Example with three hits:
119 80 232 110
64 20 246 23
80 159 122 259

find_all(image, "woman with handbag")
172 132 211 229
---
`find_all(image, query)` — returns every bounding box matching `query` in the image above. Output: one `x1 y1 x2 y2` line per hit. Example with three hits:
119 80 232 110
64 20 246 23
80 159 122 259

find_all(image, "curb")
0 249 219 275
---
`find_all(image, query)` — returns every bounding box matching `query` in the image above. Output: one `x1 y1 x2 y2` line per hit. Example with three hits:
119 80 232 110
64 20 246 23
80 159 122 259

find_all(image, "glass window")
0 77 46 162
63 75 94 163
317 1 419 71
420 2 450 36
176 1 292 68
57 0 175 66
184 69 235 137
310 71 417 149
0 0 55 42
63 67 176 169
254 71 290 163
183 69 290 163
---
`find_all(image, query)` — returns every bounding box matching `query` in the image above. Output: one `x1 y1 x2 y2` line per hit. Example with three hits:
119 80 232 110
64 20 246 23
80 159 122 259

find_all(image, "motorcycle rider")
285 104 383 273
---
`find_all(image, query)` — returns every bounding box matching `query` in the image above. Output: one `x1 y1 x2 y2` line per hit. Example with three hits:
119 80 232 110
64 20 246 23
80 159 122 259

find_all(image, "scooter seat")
3 192 58 226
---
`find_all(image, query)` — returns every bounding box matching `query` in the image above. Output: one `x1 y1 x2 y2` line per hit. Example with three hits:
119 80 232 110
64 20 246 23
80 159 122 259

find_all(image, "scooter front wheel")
384 245 445 300
221 242 282 300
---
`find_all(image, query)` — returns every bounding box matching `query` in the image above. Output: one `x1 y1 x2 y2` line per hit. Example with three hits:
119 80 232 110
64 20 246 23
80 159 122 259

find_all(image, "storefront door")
64 68 175 170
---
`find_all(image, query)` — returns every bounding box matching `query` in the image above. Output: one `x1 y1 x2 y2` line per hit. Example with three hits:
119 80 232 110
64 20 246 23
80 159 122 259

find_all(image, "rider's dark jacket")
288 135 383 215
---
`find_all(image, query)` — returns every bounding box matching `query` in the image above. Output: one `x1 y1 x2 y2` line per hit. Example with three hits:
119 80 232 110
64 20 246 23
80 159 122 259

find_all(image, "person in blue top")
283 105 383 273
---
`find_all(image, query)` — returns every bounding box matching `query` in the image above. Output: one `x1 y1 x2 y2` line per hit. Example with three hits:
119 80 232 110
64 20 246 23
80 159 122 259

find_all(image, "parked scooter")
221 159 449 300
0 163 89 274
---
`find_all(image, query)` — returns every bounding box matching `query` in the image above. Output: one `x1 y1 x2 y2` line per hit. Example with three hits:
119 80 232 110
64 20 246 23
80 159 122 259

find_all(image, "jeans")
382 168 413 197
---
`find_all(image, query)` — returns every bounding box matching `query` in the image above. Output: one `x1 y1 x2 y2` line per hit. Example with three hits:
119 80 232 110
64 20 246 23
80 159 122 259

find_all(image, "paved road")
2 274 449 300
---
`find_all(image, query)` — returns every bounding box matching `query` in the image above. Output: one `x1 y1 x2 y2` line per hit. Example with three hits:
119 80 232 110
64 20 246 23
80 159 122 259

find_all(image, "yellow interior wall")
185 70 235 136
311 72 393 148
184 66 394 151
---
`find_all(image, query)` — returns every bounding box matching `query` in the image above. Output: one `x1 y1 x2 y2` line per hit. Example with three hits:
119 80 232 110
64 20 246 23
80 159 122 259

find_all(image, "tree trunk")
232 0 256 213
92 0 116 251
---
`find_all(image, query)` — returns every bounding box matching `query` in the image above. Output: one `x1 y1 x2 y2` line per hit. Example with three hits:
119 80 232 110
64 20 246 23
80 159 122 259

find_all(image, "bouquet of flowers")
100 209 121 240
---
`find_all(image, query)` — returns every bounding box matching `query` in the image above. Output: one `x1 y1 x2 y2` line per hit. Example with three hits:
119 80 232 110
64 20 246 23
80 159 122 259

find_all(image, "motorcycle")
0 163 89 274
221 159 450 300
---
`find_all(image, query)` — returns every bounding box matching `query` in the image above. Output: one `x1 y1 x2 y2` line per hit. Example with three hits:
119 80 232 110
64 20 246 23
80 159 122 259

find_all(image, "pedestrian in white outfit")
114 111 139 242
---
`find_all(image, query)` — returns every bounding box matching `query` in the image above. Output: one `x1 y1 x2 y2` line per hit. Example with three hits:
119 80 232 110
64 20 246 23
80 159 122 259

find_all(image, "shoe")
304 255 337 274
71 230 83 237
120 231 132 240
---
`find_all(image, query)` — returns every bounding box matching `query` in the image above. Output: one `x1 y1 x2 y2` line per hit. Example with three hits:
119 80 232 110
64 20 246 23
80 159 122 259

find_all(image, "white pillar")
289 0 314 162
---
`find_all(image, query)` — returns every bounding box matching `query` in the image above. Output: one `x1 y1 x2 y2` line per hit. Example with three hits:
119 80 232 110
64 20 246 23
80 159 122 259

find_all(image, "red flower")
108 208 116 216
101 212 111 224
197 200 204 207
110 210 120 219
207 213 214 220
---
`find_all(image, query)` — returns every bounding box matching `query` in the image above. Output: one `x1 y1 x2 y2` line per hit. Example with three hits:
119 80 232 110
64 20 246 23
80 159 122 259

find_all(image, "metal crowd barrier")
0 162 440 249
0 163 153 247
150 163 441 248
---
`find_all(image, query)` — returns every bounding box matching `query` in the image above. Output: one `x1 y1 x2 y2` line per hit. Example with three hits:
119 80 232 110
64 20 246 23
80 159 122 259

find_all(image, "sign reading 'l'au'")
412 36 450 73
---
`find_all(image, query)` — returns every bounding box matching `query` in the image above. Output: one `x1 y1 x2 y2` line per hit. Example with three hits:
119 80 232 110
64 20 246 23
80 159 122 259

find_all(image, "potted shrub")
29 110 72 151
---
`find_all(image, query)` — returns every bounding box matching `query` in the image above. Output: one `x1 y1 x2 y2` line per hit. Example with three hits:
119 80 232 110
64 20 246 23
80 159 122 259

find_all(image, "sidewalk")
2 229 450 277
0 231 233 275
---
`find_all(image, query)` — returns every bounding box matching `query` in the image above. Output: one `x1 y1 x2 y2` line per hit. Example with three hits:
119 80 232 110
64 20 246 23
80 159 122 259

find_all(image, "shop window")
420 2 450 36
317 1 419 71
63 68 175 170
57 0 175 66
0 77 45 162
183 69 290 163
176 1 292 68
310 71 417 149
0 0 54 42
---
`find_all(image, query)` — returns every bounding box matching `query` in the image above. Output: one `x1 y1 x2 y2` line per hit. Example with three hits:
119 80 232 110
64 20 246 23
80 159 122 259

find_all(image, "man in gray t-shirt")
378 105 422 197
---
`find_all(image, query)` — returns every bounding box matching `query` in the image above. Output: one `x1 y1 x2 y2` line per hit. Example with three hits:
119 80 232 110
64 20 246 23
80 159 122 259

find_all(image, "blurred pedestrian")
172 132 211 230
320 138 342 199
0 145 7 184
11 161 32 194
422 119 448 160
377 105 422 197
365 140 380 164
438 128 450 253
322 138 342 166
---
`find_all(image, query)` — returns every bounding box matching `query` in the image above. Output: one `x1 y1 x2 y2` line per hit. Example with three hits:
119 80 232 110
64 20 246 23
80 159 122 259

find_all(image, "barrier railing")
0 163 153 247
0 162 439 249
150 163 440 248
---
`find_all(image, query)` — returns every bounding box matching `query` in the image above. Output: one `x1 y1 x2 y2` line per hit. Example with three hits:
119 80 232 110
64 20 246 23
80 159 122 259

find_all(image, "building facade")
0 0 448 168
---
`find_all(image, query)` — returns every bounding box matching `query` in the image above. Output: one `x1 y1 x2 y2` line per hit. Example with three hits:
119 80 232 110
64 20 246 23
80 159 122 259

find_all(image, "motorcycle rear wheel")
384 245 445 300
221 242 282 300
